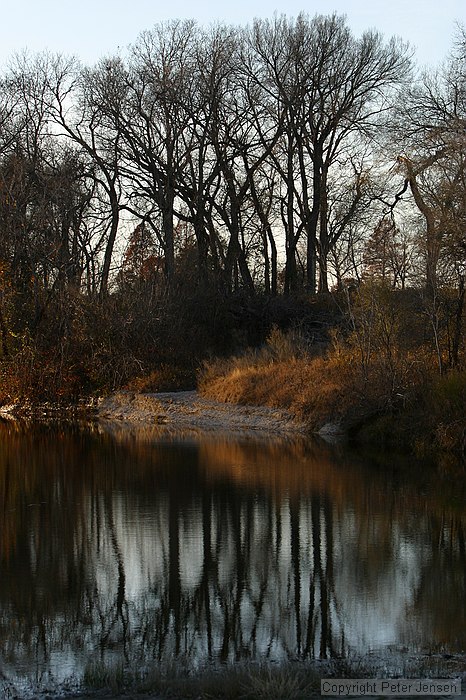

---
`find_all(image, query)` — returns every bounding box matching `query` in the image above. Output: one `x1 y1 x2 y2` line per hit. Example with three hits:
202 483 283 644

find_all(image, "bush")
125 364 196 393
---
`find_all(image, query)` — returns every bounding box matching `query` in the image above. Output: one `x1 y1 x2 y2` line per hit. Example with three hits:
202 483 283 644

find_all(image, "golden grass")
199 350 373 431
199 329 466 453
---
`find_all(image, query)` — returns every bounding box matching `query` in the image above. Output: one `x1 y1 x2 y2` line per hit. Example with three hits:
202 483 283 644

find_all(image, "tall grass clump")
199 325 357 428
82 659 125 693
243 663 320 699
80 659 321 699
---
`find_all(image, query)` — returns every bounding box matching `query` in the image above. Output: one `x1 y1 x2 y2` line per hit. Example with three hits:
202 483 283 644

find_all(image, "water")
0 419 465 693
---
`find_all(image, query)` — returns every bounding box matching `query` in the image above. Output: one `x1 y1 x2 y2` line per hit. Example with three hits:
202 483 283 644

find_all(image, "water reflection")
0 420 465 688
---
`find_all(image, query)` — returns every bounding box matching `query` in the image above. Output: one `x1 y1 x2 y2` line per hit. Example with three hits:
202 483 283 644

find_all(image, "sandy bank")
98 389 306 437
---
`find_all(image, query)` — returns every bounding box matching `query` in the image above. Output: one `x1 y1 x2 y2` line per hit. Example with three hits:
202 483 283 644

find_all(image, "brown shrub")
125 364 196 393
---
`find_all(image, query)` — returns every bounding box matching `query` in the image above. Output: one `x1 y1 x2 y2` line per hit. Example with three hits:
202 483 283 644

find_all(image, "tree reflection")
401 515 466 650
0 421 465 688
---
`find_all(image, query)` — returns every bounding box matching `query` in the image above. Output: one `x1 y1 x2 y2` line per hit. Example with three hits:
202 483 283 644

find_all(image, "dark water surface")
0 419 465 693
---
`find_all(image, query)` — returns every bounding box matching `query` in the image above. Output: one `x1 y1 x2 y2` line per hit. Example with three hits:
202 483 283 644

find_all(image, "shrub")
125 364 196 393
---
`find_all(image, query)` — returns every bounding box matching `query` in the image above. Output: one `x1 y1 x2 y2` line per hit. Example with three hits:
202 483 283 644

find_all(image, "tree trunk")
100 189 120 298
162 185 175 288
306 155 322 294
451 274 465 368
405 164 440 293
318 170 329 293
284 148 297 295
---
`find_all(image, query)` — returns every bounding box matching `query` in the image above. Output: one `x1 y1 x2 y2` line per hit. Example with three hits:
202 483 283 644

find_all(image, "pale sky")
0 0 464 71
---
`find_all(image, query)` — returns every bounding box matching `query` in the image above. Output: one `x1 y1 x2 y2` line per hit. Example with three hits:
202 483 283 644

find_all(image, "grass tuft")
82 659 125 693
243 664 320 699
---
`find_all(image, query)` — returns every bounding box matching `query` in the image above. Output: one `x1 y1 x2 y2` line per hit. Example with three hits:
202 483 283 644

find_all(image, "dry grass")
199 325 466 453
82 659 126 693
199 341 390 433
80 659 321 699
243 664 320 699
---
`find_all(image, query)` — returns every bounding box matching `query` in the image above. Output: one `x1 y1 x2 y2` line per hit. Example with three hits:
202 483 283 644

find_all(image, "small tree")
363 218 412 288
118 222 163 290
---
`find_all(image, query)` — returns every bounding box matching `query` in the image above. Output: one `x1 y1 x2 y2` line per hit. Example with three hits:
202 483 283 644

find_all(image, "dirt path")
98 389 306 437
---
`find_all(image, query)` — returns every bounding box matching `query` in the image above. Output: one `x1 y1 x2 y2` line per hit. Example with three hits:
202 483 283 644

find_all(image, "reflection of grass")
79 656 465 698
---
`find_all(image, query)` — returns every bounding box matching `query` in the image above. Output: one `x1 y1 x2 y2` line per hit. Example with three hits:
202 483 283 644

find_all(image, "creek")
0 419 465 695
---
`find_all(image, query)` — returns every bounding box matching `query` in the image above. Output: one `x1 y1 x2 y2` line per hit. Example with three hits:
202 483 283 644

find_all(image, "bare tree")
45 55 126 297
393 27 466 292
110 21 198 289
245 14 410 294
297 15 410 292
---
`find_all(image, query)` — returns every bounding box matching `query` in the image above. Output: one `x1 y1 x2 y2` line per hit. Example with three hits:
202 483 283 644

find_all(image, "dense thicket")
0 14 464 402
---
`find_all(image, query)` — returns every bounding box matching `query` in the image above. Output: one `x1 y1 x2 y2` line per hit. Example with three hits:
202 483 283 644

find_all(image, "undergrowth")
199 317 466 455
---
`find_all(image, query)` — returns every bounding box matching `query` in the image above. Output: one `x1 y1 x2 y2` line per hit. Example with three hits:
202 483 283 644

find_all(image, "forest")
0 14 464 451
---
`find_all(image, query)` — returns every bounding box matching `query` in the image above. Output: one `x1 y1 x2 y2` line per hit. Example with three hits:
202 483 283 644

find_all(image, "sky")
0 0 464 71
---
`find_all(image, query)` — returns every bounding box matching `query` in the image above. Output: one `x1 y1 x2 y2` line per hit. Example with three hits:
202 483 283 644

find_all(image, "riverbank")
98 389 307 437
1 373 465 457
0 285 464 456
0 385 306 439
197 339 466 457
